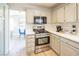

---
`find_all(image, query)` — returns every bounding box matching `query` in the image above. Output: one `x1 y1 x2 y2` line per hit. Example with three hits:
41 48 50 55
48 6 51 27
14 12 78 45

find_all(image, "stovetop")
33 29 49 34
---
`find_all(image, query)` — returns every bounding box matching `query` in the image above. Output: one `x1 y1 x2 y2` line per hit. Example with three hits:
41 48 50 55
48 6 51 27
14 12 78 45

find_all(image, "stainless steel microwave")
34 16 47 24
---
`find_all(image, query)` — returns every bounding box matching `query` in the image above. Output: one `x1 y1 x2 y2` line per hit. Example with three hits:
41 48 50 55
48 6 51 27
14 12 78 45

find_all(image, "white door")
0 5 4 17
0 19 5 55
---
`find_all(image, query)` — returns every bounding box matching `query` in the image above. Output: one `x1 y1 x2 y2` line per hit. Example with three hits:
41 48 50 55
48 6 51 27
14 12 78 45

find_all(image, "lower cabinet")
50 34 61 55
61 41 78 56
26 34 35 55
60 38 79 56
50 34 79 56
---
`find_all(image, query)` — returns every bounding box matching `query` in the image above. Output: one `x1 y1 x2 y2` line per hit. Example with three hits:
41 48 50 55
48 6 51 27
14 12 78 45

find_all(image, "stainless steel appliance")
35 33 50 46
34 16 47 24
33 26 50 53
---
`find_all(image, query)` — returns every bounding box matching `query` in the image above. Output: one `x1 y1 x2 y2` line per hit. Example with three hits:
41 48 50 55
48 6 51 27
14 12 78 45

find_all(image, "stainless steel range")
33 25 50 53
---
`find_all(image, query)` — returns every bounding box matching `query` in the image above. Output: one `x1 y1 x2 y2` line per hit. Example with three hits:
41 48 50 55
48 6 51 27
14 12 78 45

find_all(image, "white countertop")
26 24 35 35
45 27 79 43
26 29 35 35
25 24 79 43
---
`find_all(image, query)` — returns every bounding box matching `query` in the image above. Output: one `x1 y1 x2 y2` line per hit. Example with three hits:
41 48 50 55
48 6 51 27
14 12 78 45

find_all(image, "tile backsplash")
26 23 79 35
52 22 77 34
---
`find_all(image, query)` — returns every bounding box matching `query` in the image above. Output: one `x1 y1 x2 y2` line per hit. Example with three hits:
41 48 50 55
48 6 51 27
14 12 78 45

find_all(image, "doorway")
9 9 26 55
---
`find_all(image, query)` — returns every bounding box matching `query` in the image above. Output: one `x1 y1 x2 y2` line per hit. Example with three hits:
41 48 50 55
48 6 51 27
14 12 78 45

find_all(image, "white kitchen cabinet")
50 34 55 49
61 41 79 56
41 10 51 24
50 33 79 56
26 9 34 24
57 7 65 22
34 9 41 16
61 38 79 56
46 11 52 24
50 34 60 55
26 8 51 24
52 10 57 23
26 9 41 24
64 3 76 22
26 34 35 55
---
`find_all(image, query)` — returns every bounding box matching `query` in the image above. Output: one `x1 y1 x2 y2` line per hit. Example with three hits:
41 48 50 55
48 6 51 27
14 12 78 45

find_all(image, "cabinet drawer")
26 35 35 39
61 41 79 56
26 43 35 48
27 47 35 51
61 38 79 49
26 38 35 43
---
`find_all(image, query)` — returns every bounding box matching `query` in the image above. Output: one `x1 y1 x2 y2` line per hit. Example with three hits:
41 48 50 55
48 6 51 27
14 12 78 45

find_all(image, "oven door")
35 36 50 46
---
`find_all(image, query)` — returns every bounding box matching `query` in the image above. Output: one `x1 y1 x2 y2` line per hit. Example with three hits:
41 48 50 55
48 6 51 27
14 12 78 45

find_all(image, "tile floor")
30 49 57 56
9 36 57 56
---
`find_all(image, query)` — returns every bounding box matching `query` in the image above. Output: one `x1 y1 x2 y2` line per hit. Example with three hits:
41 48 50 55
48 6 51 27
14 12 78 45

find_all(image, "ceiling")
8 3 60 9
29 3 58 8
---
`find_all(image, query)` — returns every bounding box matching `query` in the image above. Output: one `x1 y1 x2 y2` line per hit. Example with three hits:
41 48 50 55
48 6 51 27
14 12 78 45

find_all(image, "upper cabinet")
57 7 65 22
40 10 51 24
52 6 65 23
52 10 57 23
34 9 41 16
26 8 51 24
52 3 77 23
64 4 76 22
26 9 34 24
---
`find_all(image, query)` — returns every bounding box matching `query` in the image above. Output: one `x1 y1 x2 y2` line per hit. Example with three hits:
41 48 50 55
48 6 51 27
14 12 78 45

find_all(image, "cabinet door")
26 9 34 24
46 11 51 24
50 34 60 54
52 10 57 23
26 35 35 55
61 40 79 56
34 9 40 16
53 35 60 54
57 7 65 22
50 34 55 49
40 10 51 24
65 4 76 22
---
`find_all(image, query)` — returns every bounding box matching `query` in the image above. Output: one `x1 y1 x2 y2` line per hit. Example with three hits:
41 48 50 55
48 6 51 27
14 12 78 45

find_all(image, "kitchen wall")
46 23 78 33
51 3 79 35
9 4 52 24
9 3 79 35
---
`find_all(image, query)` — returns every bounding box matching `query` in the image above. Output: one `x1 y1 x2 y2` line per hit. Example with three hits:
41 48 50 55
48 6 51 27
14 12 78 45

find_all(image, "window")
9 9 26 31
